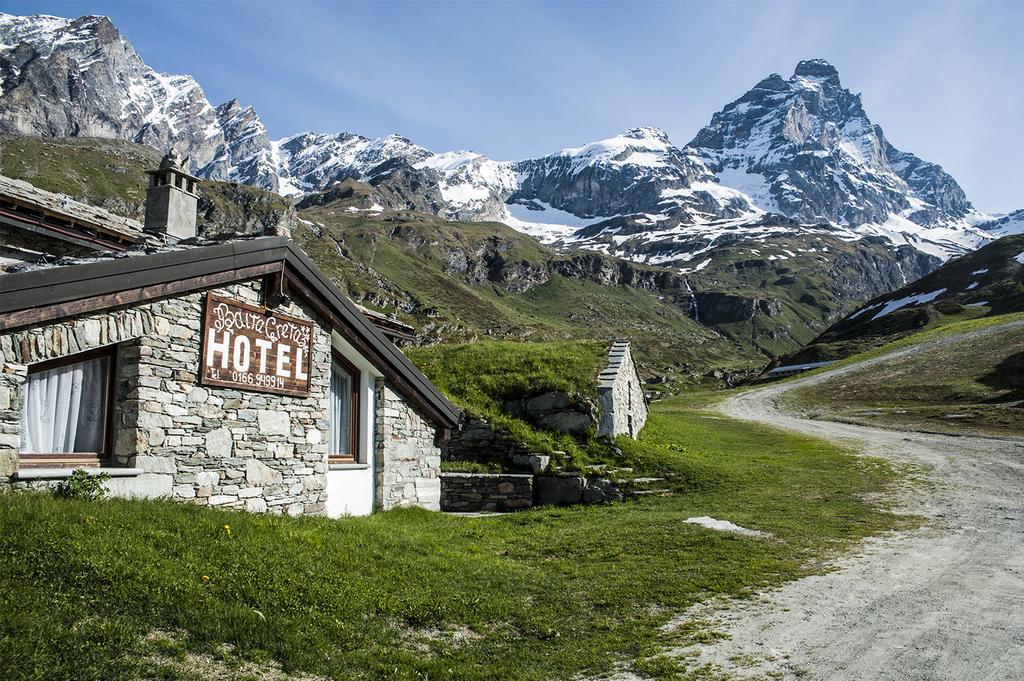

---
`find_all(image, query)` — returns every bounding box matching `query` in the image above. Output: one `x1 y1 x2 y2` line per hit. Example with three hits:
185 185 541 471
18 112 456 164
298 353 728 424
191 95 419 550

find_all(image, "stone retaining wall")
439 472 533 512
441 413 533 467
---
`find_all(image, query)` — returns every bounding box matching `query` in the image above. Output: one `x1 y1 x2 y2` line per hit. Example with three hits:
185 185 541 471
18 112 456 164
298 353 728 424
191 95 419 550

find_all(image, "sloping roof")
0 236 458 430
597 340 635 389
0 174 141 250
354 303 415 340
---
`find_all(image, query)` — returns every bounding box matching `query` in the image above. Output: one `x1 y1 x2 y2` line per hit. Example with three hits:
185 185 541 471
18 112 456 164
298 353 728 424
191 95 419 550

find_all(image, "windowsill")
12 467 145 481
329 463 370 471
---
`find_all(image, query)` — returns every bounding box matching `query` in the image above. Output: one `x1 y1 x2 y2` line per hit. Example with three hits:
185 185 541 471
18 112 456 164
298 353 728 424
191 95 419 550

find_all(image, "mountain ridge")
776 233 1024 366
0 12 1016 270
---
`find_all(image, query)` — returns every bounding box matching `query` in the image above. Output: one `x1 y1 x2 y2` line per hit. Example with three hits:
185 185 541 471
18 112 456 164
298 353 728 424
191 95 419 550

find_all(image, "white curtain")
20 356 108 454
330 362 353 457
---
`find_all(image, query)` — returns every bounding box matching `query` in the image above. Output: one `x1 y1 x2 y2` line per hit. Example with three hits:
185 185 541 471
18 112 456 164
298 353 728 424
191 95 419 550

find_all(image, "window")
19 347 115 468
329 353 360 463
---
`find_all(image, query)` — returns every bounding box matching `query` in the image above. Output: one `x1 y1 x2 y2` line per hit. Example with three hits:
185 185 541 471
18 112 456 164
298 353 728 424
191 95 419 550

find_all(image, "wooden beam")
0 263 278 332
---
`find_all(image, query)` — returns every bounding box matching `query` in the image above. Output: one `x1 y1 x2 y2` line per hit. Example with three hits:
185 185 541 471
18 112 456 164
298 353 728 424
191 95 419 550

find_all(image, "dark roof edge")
281 242 458 421
0 236 458 428
0 237 291 307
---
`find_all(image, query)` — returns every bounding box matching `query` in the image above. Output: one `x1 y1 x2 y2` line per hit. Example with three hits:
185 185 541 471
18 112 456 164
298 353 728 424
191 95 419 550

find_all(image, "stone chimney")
144 149 199 241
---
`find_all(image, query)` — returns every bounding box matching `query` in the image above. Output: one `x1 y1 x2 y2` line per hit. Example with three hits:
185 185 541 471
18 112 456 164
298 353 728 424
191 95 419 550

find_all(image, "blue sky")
4 0 1022 211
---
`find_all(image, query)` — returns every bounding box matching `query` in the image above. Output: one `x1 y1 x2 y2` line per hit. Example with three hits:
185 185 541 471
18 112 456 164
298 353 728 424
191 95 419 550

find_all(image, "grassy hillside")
0 134 946 383
671 231 935 359
0 134 294 238
407 340 607 411
0 134 159 215
0 398 910 681
292 209 760 382
782 314 1024 436
780 234 1024 365
406 340 609 465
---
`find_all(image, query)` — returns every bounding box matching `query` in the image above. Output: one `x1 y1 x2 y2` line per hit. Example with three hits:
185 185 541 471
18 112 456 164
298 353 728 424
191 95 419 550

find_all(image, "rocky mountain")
0 15 1007 251
486 60 996 263
689 60 973 226
0 133 949 376
0 12 1014 271
0 14 226 171
980 209 1024 238
778 233 1024 366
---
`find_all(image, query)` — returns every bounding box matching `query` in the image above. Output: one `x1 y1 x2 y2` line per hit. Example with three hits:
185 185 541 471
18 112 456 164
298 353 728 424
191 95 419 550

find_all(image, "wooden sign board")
200 293 314 397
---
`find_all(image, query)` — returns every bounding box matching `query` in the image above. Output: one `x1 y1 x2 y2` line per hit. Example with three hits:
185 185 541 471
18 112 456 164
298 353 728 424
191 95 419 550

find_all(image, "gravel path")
685 325 1024 680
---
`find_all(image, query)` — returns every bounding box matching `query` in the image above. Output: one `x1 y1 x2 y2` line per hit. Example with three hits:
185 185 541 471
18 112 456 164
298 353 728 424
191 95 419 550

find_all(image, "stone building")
0 154 458 516
597 341 648 439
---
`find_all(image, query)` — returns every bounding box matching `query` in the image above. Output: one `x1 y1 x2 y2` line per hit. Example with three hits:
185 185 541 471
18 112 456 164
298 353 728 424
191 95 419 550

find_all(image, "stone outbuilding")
597 341 648 439
0 155 458 516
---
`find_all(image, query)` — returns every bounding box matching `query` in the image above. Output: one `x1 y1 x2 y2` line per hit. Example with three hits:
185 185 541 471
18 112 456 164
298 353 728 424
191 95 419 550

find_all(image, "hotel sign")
200 293 314 397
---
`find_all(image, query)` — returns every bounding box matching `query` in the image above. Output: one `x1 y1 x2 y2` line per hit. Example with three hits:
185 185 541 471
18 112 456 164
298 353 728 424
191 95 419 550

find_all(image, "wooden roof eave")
0 237 458 430
280 242 459 428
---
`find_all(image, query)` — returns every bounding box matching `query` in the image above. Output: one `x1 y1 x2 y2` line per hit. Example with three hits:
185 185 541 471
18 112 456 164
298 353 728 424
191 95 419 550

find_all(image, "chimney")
144 149 199 241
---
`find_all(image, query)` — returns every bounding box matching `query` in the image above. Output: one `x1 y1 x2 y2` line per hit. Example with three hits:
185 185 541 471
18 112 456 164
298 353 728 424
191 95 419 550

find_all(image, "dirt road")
686 331 1024 680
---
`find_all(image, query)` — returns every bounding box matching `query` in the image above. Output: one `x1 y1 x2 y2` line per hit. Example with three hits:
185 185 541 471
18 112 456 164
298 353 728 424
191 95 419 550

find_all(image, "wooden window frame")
17 345 118 469
328 351 361 464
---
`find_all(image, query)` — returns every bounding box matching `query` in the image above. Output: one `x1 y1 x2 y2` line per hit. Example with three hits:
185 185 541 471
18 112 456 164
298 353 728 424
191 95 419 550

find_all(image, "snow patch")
871 288 948 321
684 516 769 538
503 200 611 243
677 258 711 274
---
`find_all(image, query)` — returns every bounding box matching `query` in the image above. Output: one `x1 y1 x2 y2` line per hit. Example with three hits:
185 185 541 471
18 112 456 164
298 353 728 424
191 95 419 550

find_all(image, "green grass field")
406 340 609 465
0 398 911 681
783 314 1024 436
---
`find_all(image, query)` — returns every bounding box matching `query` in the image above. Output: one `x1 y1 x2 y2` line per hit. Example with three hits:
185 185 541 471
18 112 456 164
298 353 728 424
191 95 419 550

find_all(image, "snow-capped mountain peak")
557 126 673 172
791 58 842 84
687 58 976 228
0 13 114 60
0 11 1012 268
269 130 432 196
415 151 517 221
0 11 226 171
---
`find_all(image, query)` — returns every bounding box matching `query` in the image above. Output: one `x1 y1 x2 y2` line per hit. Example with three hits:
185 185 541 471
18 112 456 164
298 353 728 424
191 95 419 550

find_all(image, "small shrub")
53 469 110 501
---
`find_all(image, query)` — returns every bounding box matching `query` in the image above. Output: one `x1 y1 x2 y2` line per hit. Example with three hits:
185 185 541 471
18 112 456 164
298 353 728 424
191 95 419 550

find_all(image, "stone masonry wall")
441 413 533 467
439 472 533 512
597 342 648 439
374 380 441 510
0 280 333 515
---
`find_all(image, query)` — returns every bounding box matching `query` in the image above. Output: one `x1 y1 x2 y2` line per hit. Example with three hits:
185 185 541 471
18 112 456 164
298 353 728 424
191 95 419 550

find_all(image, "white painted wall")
325 333 381 518
325 466 373 517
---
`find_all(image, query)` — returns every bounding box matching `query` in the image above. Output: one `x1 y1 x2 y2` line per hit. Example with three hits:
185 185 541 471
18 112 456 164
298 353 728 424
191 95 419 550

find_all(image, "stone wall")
0 280 334 515
597 341 648 438
374 380 442 510
502 392 597 436
442 413 534 467
439 472 533 512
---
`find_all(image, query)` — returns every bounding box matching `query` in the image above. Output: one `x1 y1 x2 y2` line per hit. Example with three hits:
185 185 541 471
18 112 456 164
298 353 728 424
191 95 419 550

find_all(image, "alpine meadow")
0 4 1021 681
